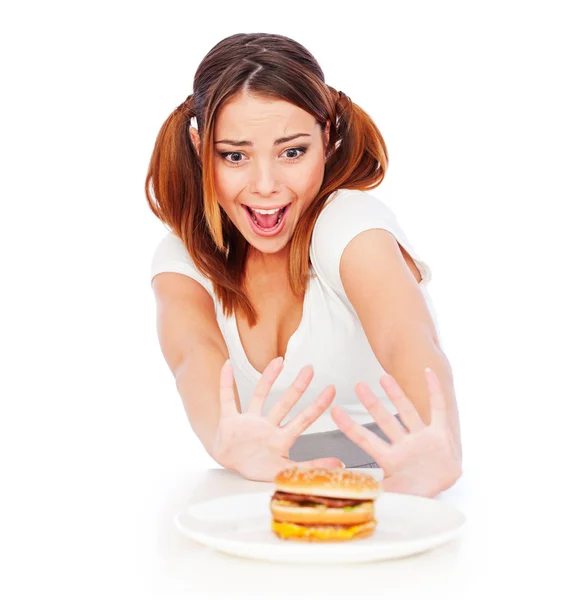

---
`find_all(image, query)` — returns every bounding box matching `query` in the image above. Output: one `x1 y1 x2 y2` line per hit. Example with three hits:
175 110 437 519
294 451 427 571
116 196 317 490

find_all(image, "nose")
249 157 280 197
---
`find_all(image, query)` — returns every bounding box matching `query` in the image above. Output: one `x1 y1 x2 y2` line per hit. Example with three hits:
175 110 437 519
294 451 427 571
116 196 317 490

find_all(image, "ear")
189 126 201 156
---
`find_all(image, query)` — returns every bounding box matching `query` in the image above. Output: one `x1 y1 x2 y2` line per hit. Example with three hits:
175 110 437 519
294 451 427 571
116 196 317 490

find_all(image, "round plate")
174 491 466 564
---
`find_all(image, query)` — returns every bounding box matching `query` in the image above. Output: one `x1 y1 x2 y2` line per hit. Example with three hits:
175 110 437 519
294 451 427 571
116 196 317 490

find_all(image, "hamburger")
270 466 382 542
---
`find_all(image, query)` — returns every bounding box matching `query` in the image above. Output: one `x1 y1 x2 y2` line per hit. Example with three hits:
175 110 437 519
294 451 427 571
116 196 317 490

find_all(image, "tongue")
254 210 280 229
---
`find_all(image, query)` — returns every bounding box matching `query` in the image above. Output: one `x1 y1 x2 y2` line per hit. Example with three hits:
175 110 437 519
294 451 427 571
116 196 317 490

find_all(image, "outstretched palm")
212 357 344 481
330 368 462 497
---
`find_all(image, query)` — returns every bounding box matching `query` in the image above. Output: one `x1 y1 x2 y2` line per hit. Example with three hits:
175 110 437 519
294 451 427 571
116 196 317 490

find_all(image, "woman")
146 33 462 497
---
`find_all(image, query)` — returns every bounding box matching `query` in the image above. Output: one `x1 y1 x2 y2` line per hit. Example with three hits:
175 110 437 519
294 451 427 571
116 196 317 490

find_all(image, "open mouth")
243 203 291 234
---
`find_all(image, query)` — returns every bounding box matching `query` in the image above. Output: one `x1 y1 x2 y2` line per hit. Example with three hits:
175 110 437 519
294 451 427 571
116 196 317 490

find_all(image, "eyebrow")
213 133 311 147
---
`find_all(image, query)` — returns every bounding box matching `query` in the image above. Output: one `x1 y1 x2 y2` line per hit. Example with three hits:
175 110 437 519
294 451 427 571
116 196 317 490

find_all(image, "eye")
282 146 308 160
218 151 247 164
217 146 309 165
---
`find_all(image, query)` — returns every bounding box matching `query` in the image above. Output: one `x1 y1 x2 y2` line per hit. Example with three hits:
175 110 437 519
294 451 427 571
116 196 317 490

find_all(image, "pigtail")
145 95 203 244
322 87 388 195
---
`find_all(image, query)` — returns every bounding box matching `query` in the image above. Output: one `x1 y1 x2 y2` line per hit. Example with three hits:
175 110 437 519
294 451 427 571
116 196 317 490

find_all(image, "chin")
247 238 291 258
252 233 290 248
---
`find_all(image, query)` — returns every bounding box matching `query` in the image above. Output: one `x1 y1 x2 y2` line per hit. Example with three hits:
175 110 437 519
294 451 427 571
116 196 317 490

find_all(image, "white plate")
175 491 466 564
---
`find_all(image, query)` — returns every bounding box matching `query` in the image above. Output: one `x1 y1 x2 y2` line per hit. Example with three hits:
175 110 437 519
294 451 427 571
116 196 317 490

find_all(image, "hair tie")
176 93 195 117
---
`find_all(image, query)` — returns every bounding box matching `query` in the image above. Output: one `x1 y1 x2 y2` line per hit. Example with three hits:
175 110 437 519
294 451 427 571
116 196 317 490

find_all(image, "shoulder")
315 188 397 225
152 230 187 257
150 230 214 298
310 188 432 299
312 189 397 255
151 230 192 273
311 189 403 289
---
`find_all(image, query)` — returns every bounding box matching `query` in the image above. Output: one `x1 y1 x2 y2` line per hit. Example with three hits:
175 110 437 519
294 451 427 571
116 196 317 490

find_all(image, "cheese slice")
271 519 376 540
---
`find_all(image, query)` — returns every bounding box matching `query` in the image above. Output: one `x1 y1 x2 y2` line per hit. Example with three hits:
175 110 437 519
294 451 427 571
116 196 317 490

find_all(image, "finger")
381 474 433 497
355 382 409 443
379 374 426 433
330 405 391 461
247 357 284 415
281 384 336 441
425 368 448 428
274 456 345 479
218 360 238 418
381 475 407 494
294 457 345 469
266 365 314 425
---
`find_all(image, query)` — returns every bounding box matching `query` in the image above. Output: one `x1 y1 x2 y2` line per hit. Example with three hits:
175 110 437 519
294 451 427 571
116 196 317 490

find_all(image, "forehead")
215 92 315 135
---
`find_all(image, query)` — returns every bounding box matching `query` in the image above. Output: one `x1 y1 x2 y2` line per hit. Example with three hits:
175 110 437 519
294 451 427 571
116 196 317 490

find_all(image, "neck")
246 246 289 274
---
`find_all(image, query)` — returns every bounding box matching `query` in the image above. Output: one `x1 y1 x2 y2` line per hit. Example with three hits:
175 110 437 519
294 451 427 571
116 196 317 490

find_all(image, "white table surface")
3 414 553 600
141 464 486 599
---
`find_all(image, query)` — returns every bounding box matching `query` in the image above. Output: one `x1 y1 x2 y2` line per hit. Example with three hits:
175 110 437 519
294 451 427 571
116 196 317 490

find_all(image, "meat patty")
272 491 365 508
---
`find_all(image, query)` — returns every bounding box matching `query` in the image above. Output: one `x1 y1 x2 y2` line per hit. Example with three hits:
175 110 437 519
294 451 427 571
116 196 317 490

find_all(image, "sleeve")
150 231 215 299
311 189 433 300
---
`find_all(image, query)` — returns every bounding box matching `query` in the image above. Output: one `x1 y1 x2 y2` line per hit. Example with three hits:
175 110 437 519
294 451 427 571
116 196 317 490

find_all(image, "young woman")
146 33 462 497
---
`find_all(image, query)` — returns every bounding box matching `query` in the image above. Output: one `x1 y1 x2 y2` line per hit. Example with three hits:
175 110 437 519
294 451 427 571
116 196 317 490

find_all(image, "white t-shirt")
150 188 441 434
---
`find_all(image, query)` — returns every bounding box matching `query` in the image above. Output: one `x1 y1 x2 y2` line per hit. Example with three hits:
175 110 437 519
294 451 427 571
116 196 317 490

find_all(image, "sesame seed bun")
271 519 377 542
270 499 375 525
273 467 382 500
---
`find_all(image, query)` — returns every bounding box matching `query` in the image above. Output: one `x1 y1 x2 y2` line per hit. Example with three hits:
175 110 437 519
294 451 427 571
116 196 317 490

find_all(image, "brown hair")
145 33 388 327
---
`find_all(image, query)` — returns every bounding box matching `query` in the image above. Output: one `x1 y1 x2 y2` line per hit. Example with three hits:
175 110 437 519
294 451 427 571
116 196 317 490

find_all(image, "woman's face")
191 91 329 258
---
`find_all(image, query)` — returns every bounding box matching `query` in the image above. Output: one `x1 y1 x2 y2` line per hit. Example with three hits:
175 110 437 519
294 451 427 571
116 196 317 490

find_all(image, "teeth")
250 207 284 215
246 204 287 229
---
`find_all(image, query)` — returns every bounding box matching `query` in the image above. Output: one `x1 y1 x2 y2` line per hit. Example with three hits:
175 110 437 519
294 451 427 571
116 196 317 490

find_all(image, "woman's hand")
330 368 462 497
212 357 344 482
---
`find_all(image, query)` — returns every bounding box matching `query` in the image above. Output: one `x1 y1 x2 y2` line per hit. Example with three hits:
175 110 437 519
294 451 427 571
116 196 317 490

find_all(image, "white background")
1 0 564 597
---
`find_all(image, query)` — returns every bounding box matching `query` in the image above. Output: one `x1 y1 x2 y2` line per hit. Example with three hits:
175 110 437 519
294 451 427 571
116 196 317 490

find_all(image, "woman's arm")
174 342 235 457
339 228 462 461
152 272 237 457
152 272 343 480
